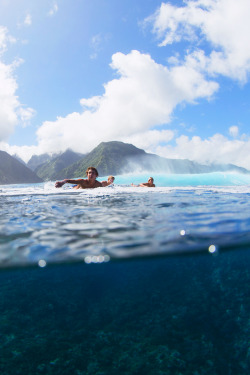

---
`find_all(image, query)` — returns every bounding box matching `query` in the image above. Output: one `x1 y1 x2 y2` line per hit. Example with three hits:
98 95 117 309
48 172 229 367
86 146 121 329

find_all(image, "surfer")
131 177 155 187
101 175 115 187
55 167 102 189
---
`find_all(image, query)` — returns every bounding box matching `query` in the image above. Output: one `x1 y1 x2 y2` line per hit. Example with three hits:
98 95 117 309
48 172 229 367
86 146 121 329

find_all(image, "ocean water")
0 172 250 374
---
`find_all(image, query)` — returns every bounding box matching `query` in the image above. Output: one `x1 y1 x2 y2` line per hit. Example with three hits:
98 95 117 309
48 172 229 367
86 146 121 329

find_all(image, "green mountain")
0 151 43 185
35 149 84 181
60 141 146 178
27 153 57 171
13 154 27 166
2 142 247 185
51 141 249 180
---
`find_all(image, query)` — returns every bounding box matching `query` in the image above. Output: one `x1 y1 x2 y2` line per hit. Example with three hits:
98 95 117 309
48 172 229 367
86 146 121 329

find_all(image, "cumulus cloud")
122 129 175 153
4 127 250 168
155 130 250 170
19 0 249 166
0 26 35 142
145 0 250 82
0 142 41 163
3 0 250 170
30 49 217 157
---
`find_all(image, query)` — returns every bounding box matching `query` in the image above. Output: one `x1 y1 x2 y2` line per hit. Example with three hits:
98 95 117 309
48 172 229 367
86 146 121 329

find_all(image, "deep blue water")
0 173 250 374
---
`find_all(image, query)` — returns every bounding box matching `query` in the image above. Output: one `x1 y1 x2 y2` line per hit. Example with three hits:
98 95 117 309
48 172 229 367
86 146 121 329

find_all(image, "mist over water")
114 171 250 187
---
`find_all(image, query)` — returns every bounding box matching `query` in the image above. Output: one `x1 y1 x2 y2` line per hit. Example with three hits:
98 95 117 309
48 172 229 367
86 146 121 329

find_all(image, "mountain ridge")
35 149 84 180
0 151 43 185
43 141 249 180
1 141 248 185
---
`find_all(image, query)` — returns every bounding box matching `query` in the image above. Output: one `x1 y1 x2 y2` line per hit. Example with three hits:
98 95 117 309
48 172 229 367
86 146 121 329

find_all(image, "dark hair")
86 166 99 177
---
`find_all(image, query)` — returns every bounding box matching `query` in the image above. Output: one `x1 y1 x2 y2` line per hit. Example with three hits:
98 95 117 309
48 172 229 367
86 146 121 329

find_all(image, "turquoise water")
0 172 250 373
115 171 250 186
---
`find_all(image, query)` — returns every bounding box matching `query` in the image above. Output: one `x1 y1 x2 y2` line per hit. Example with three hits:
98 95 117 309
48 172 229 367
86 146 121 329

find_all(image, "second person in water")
131 177 155 187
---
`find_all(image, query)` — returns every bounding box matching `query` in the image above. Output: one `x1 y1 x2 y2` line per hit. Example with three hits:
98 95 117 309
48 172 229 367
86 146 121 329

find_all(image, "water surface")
0 172 250 374
1 172 250 267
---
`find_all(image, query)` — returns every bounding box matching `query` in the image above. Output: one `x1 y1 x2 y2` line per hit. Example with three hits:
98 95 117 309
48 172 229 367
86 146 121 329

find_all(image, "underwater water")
0 172 250 374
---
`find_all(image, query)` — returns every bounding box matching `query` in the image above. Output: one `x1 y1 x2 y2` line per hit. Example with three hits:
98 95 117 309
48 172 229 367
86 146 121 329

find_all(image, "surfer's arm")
55 179 84 188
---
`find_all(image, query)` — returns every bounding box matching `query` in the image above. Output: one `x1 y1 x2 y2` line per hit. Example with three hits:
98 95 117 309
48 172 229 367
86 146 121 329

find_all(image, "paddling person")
131 177 155 187
55 167 102 189
101 175 115 187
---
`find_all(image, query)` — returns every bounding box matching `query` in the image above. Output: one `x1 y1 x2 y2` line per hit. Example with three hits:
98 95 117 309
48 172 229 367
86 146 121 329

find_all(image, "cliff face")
0 151 43 185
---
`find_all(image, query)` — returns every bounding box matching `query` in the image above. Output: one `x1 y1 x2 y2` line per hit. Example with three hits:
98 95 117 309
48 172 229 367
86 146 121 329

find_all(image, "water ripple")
1 185 250 267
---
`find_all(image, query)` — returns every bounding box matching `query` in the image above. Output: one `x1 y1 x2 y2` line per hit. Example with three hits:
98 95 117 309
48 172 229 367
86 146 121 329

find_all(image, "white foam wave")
1 172 250 196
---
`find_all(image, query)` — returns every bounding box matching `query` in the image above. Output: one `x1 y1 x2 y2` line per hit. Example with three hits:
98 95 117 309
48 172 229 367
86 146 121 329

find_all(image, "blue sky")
0 0 250 169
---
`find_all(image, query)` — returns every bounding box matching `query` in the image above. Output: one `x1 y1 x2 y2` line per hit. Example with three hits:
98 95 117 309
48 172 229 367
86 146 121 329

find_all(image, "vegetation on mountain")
27 153 58 171
1 141 247 185
60 141 146 179
52 141 249 180
0 151 43 185
35 149 84 181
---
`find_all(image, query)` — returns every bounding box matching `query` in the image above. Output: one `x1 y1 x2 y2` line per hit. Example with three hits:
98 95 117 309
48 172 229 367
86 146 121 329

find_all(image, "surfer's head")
86 167 99 178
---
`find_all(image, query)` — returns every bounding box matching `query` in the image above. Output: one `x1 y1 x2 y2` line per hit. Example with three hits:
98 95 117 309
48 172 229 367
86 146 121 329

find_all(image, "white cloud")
5 126 250 169
29 49 218 157
3 0 250 171
229 126 239 138
0 60 19 140
0 142 41 163
146 0 250 82
28 0 249 163
155 131 250 170
48 3 58 17
0 26 35 142
18 106 36 126
0 26 16 52
24 13 32 26
121 130 175 153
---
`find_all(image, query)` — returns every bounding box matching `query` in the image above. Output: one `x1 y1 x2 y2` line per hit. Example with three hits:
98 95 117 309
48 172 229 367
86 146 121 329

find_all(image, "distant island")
0 141 249 185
